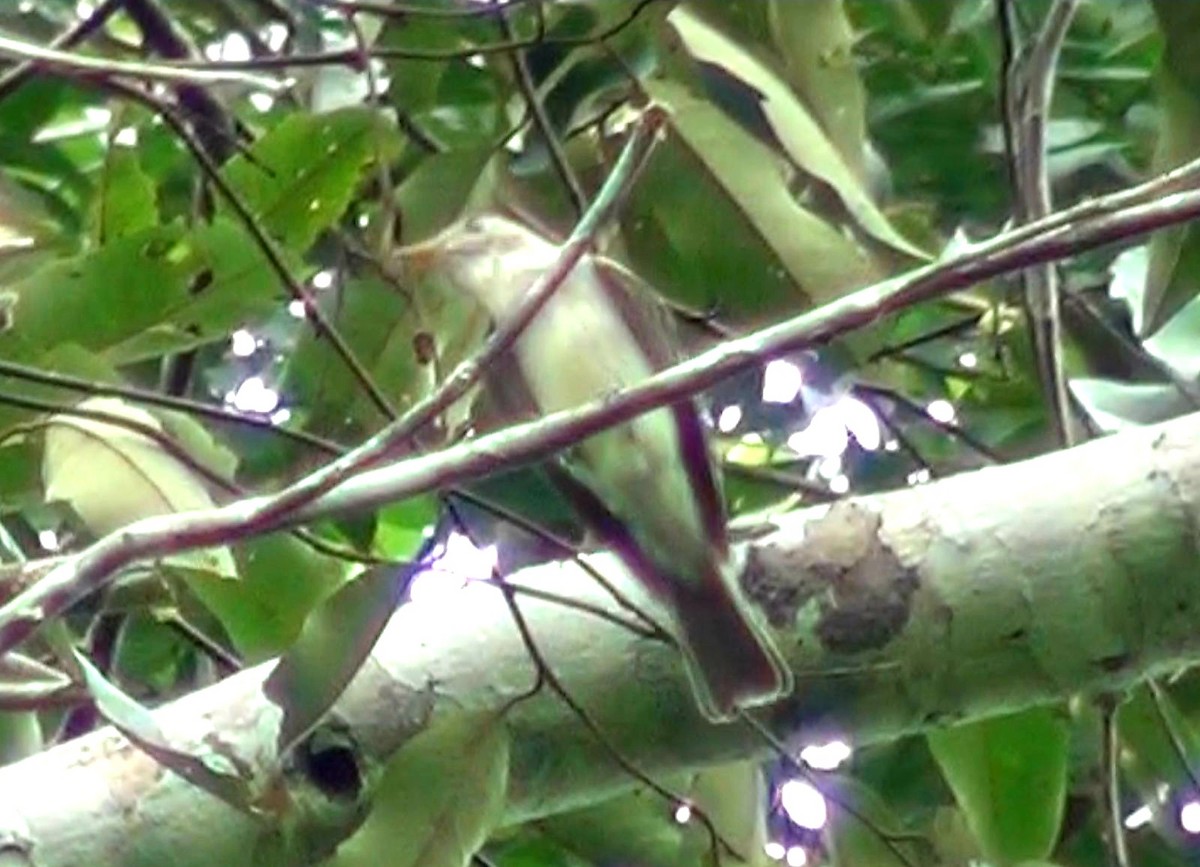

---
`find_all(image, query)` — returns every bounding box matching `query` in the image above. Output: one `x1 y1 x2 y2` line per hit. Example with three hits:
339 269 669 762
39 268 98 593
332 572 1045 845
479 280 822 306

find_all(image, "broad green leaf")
1139 69 1200 336
374 497 439 560
41 396 236 577
0 221 280 364
330 712 510 867
1118 683 1200 820
825 774 925 867
534 776 692 867
90 145 157 245
394 149 496 244
0 712 41 765
682 762 770 866
105 218 283 362
927 706 1070 865
284 272 483 439
1069 379 1193 433
629 79 884 325
181 532 350 662
70 644 252 810
0 169 61 252
666 8 927 262
265 560 419 753
222 107 397 252
113 612 200 696
0 224 195 361
768 0 869 181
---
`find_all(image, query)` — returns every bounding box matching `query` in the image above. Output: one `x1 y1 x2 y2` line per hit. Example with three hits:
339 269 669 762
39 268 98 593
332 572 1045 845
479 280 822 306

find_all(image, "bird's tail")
667 564 793 722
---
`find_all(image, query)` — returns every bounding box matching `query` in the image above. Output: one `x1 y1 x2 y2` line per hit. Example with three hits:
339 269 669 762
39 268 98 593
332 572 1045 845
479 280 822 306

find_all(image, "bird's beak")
391 236 446 282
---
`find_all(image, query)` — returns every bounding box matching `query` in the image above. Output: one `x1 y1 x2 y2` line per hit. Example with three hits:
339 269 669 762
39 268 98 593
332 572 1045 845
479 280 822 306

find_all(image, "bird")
396 212 793 722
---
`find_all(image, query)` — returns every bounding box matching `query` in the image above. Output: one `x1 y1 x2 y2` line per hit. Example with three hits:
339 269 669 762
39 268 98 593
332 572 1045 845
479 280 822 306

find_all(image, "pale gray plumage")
398 213 792 721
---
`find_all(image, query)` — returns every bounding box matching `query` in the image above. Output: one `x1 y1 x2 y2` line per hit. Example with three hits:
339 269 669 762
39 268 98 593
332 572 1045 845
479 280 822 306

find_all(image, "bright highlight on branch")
1180 800 1200 834
799 739 852 770
762 359 804 404
779 779 827 830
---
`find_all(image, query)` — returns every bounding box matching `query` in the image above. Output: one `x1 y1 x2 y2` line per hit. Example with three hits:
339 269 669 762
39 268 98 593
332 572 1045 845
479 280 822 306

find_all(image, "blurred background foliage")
2 0 1200 865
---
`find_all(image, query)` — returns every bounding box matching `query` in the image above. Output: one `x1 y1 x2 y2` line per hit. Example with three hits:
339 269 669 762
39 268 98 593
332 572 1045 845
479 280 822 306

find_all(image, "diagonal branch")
5 407 1200 865
1 146 1200 656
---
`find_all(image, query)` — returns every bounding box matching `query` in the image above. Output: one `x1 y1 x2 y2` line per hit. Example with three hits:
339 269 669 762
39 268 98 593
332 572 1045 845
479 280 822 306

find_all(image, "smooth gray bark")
1 412 1198 866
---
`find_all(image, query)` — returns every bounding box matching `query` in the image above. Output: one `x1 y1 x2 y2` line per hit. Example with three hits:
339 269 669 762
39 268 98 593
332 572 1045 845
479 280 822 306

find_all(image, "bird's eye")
463 216 486 234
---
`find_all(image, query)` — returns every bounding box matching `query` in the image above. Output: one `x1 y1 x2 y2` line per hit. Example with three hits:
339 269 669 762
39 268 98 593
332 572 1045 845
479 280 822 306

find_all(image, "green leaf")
825 774 925 867
330 712 510 867
222 107 396 252
41 396 237 577
374 496 439 560
628 79 885 325
265 560 419 753
667 8 927 262
113 613 198 696
768 0 869 181
0 711 42 765
1118 683 1200 815
283 274 465 439
927 706 1070 865
90 145 158 244
1140 69 1200 336
536 780 690 867
1069 378 1193 432
69 643 253 810
180 532 350 662
682 762 770 866
0 221 280 363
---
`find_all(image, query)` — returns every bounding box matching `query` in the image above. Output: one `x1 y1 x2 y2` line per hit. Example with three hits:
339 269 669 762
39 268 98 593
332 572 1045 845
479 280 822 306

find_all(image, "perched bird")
397 213 792 721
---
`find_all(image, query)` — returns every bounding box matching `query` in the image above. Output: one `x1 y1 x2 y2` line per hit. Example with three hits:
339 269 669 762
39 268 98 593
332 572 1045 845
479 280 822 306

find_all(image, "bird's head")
395 213 558 303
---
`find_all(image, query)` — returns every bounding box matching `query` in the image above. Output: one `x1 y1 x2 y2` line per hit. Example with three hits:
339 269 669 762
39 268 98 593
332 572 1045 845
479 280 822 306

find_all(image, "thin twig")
1102 699 1131 867
485 553 741 865
233 107 665 531
0 358 343 456
853 383 1005 464
311 0 535 19
0 33 285 92
0 0 124 103
996 0 1082 446
0 390 374 566
6 154 1200 653
494 0 586 215
739 714 921 867
159 0 662 68
102 80 397 421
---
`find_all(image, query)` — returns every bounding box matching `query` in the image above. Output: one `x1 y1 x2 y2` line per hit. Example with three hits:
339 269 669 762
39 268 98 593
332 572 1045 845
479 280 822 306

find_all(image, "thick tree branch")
2 411 1200 865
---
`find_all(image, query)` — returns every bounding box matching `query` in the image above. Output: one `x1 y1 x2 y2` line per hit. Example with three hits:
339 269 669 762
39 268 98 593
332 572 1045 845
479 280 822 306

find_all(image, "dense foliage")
2 1 1200 866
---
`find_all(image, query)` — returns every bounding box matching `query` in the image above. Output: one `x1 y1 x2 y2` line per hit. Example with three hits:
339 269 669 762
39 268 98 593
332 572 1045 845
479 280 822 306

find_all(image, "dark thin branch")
853 383 1005 464
6 152 1200 654
996 0 1082 446
103 80 397 421
160 0 662 68
123 0 236 163
233 107 665 531
0 0 124 104
470 517 741 866
451 489 667 638
494 0 586 215
739 714 922 867
866 313 984 363
0 358 342 457
311 0 535 19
